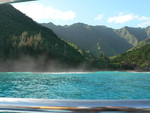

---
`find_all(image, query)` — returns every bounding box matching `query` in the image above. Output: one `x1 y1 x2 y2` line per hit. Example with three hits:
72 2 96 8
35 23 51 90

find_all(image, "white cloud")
138 21 150 27
108 13 138 24
138 16 150 21
108 12 150 27
94 14 104 21
13 3 76 22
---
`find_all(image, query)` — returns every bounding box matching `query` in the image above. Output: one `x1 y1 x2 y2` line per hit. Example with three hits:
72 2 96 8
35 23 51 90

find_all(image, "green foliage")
62 39 93 60
10 31 44 57
0 4 85 67
129 38 150 51
2 4 150 71
89 55 119 70
112 44 150 70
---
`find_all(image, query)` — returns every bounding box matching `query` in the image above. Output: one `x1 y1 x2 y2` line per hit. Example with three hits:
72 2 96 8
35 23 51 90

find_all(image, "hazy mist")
0 56 88 72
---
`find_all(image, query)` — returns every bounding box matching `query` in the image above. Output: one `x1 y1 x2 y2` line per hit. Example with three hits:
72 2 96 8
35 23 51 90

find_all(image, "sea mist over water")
0 56 88 72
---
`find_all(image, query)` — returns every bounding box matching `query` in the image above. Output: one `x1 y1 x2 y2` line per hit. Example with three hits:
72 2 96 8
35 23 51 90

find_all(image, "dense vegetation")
1 4 150 71
111 43 150 71
129 38 150 51
0 4 87 71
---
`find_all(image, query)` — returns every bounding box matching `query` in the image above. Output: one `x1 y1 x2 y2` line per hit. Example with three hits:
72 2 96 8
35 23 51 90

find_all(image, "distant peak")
95 25 108 28
42 22 149 30
71 22 87 26
46 22 56 26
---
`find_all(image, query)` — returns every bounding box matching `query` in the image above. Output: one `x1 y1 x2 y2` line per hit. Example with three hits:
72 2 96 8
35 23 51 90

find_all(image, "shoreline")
0 70 150 73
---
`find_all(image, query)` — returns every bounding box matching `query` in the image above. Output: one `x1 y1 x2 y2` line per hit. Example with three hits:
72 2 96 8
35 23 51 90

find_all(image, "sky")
12 0 150 28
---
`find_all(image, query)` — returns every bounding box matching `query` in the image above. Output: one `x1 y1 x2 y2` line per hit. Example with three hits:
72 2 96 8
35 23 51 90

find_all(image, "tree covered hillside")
112 43 150 71
129 38 150 51
0 4 86 71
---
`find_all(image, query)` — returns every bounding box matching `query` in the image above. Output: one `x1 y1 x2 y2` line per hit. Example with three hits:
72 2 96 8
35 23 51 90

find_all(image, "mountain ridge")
42 22 150 57
0 4 87 71
1 4 150 71
42 22 137 57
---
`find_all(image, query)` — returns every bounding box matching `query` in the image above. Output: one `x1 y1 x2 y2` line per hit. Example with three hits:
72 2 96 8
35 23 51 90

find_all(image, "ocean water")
0 71 150 99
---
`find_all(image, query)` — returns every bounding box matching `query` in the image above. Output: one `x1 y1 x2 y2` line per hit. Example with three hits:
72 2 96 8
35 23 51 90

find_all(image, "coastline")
0 70 150 73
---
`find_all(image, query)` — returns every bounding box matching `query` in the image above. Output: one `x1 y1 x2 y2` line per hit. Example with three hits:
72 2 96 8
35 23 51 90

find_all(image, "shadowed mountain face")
42 22 150 57
114 27 148 46
0 4 86 71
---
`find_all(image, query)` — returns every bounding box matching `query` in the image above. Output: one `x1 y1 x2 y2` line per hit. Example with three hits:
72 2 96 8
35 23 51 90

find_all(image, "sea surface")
0 71 150 99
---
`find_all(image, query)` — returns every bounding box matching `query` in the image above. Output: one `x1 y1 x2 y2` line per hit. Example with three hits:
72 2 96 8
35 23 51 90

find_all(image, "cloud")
108 13 138 24
94 14 104 21
138 16 150 21
138 21 150 27
108 12 150 27
137 16 150 27
13 3 76 22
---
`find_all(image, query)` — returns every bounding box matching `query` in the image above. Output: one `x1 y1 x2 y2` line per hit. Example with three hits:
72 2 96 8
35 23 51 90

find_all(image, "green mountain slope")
145 26 150 37
114 27 147 46
114 27 138 46
0 4 86 71
42 22 132 57
42 23 150 58
112 44 150 71
129 38 150 51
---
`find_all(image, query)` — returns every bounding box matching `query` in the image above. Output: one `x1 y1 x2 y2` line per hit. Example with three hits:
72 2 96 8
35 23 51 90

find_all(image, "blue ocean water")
0 71 150 99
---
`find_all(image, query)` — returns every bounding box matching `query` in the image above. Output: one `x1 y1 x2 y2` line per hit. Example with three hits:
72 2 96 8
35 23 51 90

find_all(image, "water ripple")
0 71 150 99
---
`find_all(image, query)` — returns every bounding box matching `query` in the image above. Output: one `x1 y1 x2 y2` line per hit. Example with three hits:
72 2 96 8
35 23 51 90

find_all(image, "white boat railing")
0 0 36 4
0 98 150 112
